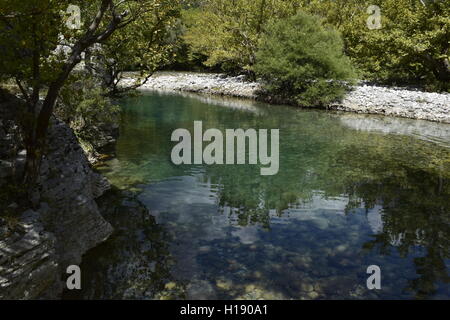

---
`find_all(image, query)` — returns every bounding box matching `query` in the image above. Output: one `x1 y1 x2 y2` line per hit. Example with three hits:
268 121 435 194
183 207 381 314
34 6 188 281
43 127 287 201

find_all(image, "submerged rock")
186 279 217 300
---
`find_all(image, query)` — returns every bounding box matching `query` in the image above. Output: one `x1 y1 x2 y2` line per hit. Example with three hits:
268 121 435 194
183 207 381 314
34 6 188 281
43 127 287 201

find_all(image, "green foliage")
0 0 72 85
254 12 356 107
56 75 120 146
182 0 299 74
93 0 186 95
0 0 185 93
181 0 449 91
163 18 211 72
299 0 450 91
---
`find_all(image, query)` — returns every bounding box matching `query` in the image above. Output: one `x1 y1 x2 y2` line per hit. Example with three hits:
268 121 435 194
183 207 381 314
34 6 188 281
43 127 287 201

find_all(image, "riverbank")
121 72 450 124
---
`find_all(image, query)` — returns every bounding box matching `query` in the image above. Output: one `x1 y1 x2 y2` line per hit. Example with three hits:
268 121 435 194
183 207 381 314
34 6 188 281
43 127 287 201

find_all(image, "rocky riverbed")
121 72 450 123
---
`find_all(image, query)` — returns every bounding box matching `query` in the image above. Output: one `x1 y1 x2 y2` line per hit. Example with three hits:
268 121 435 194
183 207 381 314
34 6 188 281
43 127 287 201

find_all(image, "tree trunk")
23 141 40 189
20 0 127 192
22 57 80 191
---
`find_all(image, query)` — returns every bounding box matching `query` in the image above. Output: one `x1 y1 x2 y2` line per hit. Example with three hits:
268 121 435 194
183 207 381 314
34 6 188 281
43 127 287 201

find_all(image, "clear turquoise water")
69 91 450 300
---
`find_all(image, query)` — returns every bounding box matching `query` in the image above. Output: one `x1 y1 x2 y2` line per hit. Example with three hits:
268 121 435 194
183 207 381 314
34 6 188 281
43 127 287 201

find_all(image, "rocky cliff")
0 90 113 299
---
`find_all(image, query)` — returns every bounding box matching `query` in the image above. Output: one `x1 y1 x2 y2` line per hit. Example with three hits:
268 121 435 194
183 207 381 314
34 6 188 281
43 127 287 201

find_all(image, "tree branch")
15 78 31 105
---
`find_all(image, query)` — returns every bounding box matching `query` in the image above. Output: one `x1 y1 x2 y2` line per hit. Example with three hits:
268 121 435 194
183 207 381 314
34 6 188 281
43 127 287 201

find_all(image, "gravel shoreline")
121 72 450 123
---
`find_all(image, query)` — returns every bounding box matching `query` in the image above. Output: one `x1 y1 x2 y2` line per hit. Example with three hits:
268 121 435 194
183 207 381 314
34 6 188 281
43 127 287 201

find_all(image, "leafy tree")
254 11 356 107
0 0 171 191
89 0 184 96
182 0 300 75
182 0 449 90
299 0 450 90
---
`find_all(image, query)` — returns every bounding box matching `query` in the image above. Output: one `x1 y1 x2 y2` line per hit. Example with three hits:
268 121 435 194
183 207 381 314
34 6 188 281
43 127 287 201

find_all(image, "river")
65 90 450 300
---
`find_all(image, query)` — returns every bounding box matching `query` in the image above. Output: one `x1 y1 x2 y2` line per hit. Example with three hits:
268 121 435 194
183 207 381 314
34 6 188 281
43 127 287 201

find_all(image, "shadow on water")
70 91 449 300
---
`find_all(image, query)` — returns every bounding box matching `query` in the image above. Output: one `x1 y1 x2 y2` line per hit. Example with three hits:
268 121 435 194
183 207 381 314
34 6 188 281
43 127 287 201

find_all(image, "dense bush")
254 12 356 107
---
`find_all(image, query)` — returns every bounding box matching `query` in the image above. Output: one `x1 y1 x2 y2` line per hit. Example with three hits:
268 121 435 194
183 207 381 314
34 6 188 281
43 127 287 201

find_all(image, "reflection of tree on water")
205 132 450 298
354 168 450 299
334 133 450 299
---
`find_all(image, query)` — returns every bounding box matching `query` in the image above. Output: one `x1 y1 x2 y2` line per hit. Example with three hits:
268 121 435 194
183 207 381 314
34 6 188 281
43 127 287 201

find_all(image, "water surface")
71 91 450 300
